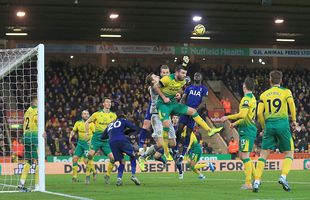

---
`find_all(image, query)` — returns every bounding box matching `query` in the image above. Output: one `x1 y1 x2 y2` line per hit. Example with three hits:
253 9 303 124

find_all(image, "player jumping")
176 72 209 164
149 56 223 157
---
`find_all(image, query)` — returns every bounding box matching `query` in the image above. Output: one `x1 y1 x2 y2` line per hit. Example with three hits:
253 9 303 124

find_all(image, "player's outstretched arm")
220 107 248 122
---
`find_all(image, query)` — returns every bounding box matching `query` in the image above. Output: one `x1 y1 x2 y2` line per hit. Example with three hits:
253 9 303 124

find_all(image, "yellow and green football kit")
258 86 296 152
23 106 38 160
227 92 257 152
73 120 95 157
89 110 117 154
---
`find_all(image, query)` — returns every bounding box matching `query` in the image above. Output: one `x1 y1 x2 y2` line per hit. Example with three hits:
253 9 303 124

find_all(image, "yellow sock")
106 161 114 177
194 163 207 170
162 127 170 157
255 158 266 180
281 157 293 177
192 113 211 131
193 169 200 175
242 158 252 185
251 159 256 178
20 162 31 185
72 162 78 178
86 160 91 176
35 165 39 185
89 160 96 173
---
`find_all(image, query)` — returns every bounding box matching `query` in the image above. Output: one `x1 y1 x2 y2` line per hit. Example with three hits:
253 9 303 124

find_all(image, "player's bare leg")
187 107 223 136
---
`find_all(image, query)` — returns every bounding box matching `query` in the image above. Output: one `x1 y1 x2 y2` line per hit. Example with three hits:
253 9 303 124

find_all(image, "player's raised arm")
257 100 265 129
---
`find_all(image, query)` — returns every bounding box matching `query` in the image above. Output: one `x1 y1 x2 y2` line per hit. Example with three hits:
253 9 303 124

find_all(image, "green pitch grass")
2 170 309 200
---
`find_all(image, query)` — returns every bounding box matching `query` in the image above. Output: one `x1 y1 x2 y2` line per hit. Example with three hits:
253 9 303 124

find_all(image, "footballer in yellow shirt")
85 97 117 184
221 77 257 190
253 70 297 193
69 110 95 183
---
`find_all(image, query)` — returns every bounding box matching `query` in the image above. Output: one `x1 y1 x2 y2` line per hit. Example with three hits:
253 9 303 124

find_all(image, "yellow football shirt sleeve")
257 95 265 129
227 97 249 120
159 75 172 87
89 112 97 122
286 90 296 121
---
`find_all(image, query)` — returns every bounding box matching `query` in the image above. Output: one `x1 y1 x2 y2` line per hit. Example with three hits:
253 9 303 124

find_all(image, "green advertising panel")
175 47 249 56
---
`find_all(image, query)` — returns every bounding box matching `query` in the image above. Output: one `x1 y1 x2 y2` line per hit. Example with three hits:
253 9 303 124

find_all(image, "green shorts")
238 125 257 152
74 141 90 157
188 144 202 163
156 101 189 121
262 119 294 152
90 133 112 155
23 132 38 160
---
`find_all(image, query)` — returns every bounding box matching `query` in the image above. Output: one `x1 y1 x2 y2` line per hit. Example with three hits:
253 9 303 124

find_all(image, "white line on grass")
156 177 310 185
44 191 94 200
251 198 309 200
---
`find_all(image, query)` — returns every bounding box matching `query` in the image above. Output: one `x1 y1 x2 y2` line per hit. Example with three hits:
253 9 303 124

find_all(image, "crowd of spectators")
1 60 308 157
205 65 310 153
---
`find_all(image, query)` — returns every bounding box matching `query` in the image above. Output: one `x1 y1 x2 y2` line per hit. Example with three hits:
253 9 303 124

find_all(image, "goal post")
0 44 45 192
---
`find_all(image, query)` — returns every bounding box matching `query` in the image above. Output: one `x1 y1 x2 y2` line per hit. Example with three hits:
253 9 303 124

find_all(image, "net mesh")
0 47 39 192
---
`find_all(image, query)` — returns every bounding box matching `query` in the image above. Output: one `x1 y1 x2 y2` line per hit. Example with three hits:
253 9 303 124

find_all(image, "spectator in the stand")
221 97 232 114
228 137 239 159
12 138 24 159
296 138 308 152
202 141 213 154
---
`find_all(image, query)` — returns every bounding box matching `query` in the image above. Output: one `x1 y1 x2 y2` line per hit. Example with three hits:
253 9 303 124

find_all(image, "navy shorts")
179 115 195 130
110 140 135 162
144 101 152 120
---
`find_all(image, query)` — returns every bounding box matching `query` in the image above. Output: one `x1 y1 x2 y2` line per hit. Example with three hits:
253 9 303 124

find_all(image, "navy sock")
155 156 167 164
176 163 183 174
181 135 190 156
157 148 164 155
138 128 148 148
130 157 136 175
117 163 125 179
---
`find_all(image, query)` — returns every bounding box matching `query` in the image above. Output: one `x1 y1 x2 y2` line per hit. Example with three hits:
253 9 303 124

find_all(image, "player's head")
194 72 202 83
172 115 179 125
103 97 112 110
175 66 187 81
81 110 90 120
269 70 283 86
31 98 38 107
243 77 255 92
160 65 170 77
145 73 159 86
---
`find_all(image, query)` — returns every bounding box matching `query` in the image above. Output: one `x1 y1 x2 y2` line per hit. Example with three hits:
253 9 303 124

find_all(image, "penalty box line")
44 191 94 200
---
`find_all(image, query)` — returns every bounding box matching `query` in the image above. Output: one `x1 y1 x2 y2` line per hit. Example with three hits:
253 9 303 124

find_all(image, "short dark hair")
160 65 169 72
175 65 187 72
145 73 154 85
244 77 255 91
269 70 283 84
